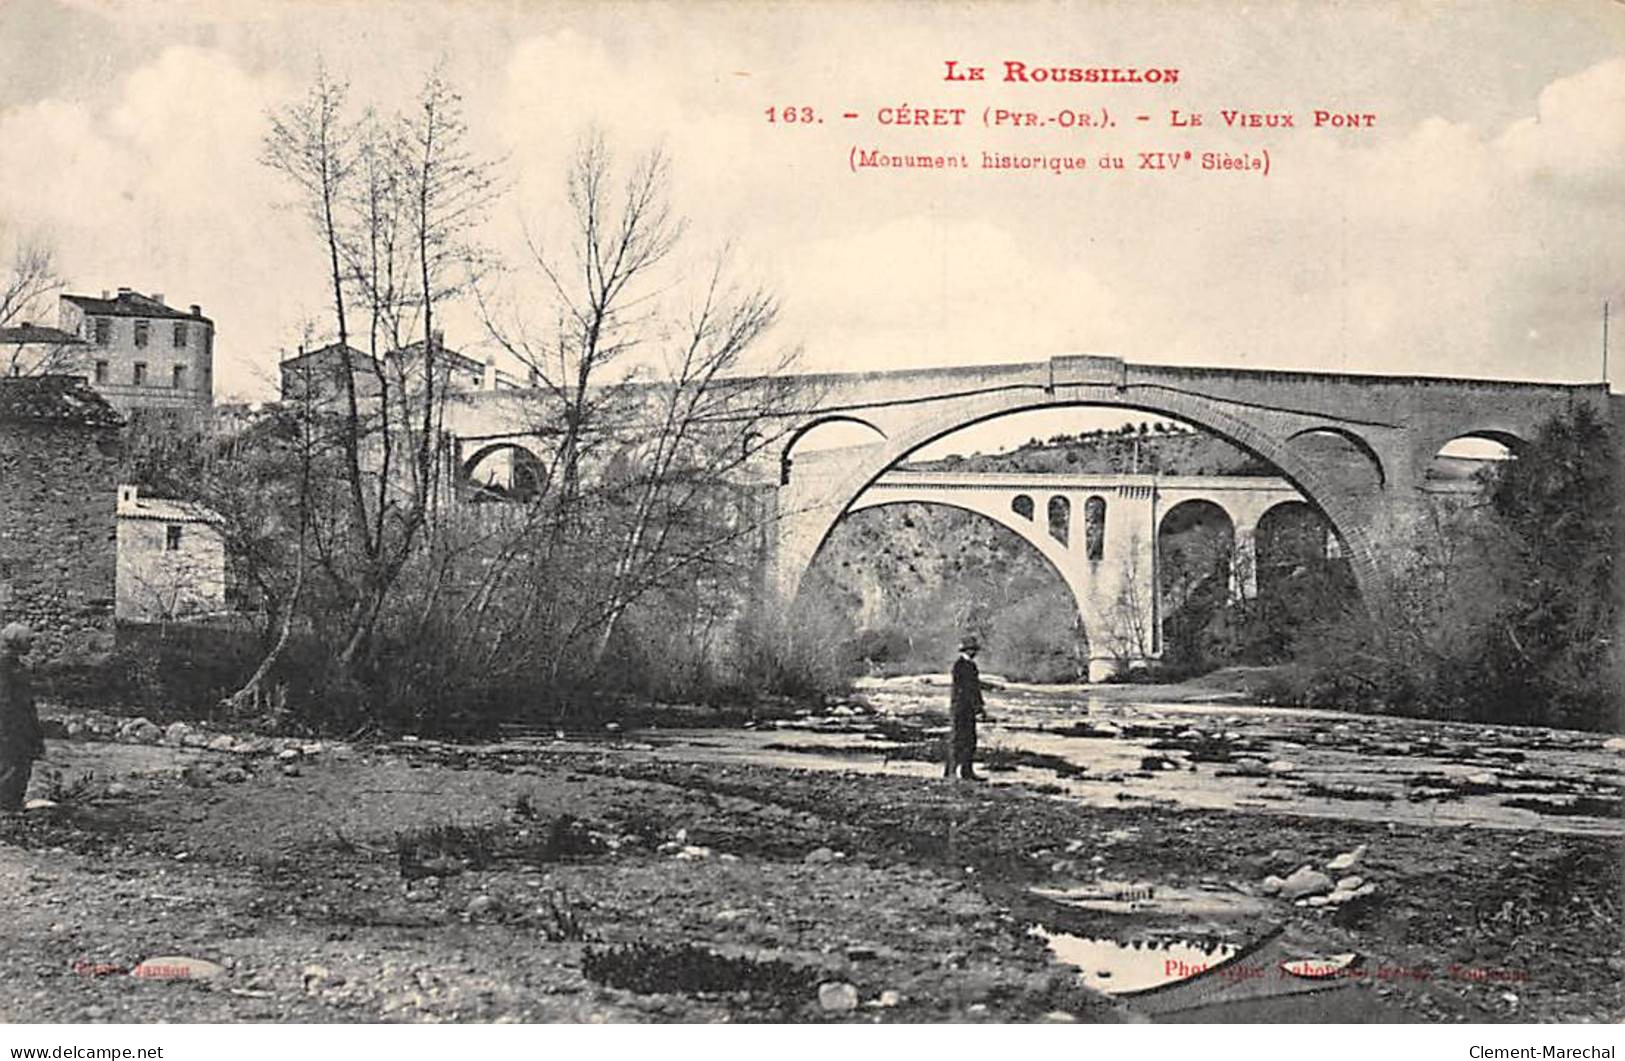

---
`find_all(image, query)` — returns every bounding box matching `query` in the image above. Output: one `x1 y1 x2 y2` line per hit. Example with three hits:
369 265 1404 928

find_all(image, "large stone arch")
778 388 1383 611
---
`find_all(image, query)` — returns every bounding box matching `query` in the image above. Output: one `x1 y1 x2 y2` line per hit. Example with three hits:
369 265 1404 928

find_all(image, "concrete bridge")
441 352 1609 668
849 468 1309 678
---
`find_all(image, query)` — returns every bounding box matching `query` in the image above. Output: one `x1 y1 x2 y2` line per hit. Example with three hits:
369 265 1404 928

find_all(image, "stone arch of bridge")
1412 426 1527 485
460 439 549 502
1286 425 1388 488
779 414 887 485
834 495 1097 655
783 391 1382 611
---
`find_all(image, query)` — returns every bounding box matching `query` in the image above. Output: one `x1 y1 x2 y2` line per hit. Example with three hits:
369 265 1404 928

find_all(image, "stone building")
0 322 88 377
114 485 226 623
0 376 122 661
278 332 518 406
56 288 214 413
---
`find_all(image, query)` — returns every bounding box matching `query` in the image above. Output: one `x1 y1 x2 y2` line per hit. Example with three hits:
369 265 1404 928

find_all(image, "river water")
626 675 1625 838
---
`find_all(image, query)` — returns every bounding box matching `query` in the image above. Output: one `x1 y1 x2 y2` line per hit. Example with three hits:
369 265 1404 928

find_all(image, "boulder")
1326 844 1367 872
803 846 842 864
206 735 237 753
817 981 859 1012
1336 875 1365 892
118 718 161 744
162 722 193 746
1259 874 1285 896
1278 865 1335 901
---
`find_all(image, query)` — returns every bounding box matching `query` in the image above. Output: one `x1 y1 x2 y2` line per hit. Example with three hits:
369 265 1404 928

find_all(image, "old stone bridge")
443 353 1609 670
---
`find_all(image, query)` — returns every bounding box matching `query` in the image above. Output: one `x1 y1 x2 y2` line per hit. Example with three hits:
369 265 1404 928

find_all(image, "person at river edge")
0 623 42 812
945 635 995 780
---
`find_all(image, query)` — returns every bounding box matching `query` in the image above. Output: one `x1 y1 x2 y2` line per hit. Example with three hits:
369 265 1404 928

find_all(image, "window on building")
132 362 147 385
93 318 111 345
172 364 186 389
165 525 183 551
94 361 109 384
172 322 187 348
133 320 150 348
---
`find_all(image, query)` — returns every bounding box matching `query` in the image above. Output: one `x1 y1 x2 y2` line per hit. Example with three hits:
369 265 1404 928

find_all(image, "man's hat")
958 635 980 653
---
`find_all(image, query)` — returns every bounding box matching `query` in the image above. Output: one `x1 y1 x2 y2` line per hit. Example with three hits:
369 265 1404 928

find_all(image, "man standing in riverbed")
945 635 991 780
0 623 42 812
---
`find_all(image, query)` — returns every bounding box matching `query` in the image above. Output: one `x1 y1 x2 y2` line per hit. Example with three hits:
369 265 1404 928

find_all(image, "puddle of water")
1032 926 1239 994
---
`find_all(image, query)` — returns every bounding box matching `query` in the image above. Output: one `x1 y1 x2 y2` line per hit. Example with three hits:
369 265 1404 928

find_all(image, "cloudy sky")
0 0 1621 402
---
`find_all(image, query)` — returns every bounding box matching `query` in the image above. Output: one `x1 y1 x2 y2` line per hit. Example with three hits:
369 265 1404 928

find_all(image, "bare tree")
262 65 501 677
477 132 805 695
0 227 63 330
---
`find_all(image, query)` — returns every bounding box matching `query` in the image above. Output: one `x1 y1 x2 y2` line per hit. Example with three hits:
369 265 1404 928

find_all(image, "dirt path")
0 719 1619 1023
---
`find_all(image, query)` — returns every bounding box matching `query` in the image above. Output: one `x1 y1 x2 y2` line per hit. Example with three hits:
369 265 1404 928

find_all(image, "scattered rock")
466 894 501 920
876 989 902 1008
1266 760 1298 774
1259 874 1285 896
1278 865 1335 900
1040 1011 1077 1022
161 722 193 745
1336 875 1365 892
818 981 859 1012
845 944 879 962
674 845 713 861
1326 844 1367 872
1602 737 1625 754
277 748 302 761
207 735 237 753
118 717 161 744
803 846 842 864
131 956 224 981
23 798 57 811
302 964 343 992
104 782 131 798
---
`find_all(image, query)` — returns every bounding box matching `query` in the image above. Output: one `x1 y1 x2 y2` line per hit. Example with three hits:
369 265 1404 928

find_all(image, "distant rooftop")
116 484 223 524
0 375 123 428
0 324 85 346
63 288 209 322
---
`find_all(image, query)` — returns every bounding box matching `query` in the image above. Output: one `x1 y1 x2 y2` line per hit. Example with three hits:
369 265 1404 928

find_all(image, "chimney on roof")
118 484 138 508
152 293 164 306
431 328 445 350
101 289 110 300
116 287 132 296
189 304 201 317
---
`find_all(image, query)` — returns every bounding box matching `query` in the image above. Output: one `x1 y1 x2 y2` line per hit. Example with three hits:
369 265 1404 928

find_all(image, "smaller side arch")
1286 426 1387 489
1047 495 1070 545
1084 495 1106 561
462 441 549 503
780 415 888 485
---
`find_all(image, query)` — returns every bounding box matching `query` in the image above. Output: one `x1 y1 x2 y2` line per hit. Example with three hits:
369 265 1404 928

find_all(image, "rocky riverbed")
0 686 1620 1023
